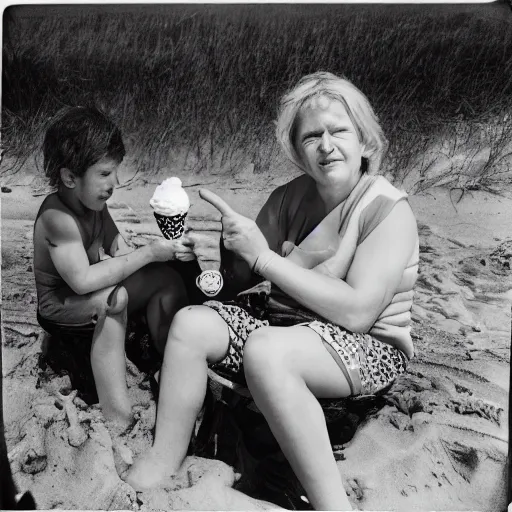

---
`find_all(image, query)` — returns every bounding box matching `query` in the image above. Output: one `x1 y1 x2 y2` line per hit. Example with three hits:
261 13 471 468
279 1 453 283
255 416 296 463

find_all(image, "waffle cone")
154 212 187 240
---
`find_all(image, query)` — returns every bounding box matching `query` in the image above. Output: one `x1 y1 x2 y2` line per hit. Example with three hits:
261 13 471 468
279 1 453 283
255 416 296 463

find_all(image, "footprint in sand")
10 416 48 475
347 477 366 502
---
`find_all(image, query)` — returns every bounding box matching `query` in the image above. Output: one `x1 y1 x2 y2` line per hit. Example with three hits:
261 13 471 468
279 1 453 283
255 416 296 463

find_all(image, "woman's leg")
124 305 230 490
123 262 188 354
90 285 132 429
243 325 353 511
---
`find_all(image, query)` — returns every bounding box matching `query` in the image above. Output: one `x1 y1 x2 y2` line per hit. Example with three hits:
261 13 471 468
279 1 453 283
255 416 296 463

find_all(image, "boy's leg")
90 285 132 429
122 262 188 354
39 284 134 426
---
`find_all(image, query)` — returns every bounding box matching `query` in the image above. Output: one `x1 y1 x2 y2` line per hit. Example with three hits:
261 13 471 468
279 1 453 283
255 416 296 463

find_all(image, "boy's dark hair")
43 106 125 187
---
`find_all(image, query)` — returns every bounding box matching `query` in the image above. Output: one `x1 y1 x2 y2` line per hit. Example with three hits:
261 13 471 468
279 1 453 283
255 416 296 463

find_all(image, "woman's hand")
199 189 269 268
180 232 220 267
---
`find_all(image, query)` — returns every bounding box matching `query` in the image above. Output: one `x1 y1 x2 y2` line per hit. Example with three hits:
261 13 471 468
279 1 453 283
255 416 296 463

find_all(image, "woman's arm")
255 200 418 332
199 188 417 332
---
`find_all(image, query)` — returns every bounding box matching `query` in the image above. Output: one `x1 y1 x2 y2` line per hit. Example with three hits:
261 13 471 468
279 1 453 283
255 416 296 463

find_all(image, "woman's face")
295 96 365 192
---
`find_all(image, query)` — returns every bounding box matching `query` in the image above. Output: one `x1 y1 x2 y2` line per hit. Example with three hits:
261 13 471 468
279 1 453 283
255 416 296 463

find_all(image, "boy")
33 106 193 430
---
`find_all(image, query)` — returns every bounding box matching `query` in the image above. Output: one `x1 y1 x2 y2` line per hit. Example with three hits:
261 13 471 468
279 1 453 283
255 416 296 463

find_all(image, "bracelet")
252 250 277 276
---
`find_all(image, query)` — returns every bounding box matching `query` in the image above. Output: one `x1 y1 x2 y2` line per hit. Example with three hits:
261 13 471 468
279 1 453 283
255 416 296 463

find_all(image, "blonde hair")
275 71 387 174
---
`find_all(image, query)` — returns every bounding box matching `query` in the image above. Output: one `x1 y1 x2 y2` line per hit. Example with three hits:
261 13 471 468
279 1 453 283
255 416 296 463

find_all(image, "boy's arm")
103 207 133 256
41 208 186 295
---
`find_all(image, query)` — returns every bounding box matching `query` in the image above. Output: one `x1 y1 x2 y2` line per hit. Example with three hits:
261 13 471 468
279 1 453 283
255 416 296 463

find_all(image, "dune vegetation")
2 4 511 192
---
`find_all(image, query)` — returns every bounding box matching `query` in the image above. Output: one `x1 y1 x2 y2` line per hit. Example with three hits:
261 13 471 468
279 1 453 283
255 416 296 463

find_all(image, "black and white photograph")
1 2 511 510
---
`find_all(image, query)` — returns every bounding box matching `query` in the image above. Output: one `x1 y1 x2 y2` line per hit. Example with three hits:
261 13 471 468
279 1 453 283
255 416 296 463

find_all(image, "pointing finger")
199 189 237 217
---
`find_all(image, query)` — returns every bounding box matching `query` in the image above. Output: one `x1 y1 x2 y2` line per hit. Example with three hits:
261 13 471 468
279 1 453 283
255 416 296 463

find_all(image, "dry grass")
2 4 511 189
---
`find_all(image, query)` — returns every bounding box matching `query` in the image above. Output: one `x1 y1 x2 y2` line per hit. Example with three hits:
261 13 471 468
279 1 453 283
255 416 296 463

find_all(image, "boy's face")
73 157 120 211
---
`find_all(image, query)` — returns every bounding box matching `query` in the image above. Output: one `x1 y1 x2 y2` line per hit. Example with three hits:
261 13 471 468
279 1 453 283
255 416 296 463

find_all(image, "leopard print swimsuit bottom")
205 300 408 397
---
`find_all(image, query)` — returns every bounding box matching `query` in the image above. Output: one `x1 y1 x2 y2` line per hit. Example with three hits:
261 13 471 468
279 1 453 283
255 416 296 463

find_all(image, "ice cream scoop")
150 177 190 240
150 177 190 216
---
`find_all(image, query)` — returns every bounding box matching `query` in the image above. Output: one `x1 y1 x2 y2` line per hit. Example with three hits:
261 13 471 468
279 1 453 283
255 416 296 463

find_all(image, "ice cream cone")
150 177 190 240
153 212 187 240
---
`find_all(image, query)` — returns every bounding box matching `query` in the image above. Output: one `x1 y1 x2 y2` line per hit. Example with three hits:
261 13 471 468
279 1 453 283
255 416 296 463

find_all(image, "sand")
1 165 510 511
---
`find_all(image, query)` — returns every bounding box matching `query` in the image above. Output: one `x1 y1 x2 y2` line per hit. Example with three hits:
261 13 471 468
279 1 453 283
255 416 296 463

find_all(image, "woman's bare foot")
124 450 179 491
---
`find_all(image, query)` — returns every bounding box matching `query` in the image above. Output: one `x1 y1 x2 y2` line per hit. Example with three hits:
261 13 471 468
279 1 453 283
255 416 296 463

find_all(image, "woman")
126 72 419 510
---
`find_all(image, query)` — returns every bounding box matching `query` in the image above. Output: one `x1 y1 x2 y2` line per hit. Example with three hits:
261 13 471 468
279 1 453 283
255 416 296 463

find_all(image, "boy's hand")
174 238 196 262
149 239 194 262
